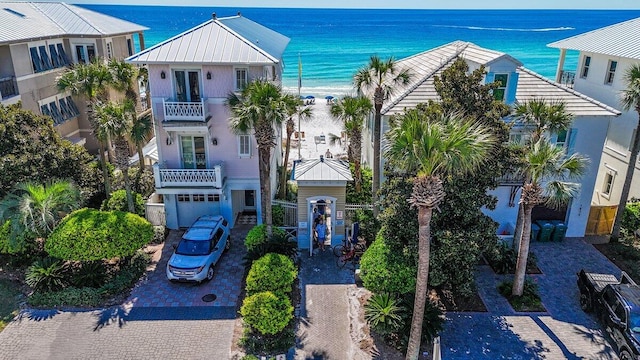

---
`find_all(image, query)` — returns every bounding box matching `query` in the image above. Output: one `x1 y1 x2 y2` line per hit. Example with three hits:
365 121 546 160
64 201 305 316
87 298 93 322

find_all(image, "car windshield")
175 240 210 256
630 312 640 333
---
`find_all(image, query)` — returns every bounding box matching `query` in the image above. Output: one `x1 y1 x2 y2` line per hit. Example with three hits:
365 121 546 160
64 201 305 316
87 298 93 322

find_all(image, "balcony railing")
0 77 17 99
559 70 575 88
163 98 207 121
497 172 524 186
153 162 224 188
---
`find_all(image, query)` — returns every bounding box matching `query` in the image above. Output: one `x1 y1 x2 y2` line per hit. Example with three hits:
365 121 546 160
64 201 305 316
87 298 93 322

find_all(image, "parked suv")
166 215 231 283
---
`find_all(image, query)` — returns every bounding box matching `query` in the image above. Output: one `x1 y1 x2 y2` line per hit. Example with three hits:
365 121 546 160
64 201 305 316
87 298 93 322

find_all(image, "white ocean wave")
282 84 356 98
432 25 575 32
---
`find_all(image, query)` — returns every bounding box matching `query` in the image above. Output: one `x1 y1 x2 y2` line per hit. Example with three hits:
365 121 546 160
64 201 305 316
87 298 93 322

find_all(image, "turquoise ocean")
84 5 640 96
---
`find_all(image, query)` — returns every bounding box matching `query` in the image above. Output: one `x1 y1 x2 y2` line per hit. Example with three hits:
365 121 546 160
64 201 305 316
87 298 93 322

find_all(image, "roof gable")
292 158 353 182
548 17 640 60
127 15 289 65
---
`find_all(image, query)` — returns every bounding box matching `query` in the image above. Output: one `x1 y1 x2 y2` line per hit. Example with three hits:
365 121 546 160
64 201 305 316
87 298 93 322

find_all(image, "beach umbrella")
325 95 334 100
306 95 315 99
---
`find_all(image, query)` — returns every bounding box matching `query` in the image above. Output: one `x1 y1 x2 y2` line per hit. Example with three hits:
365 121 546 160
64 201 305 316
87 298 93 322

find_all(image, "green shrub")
399 294 445 345
359 232 416 295
351 209 380 247
244 225 286 252
485 242 537 275
0 220 38 255
25 257 69 292
240 291 294 335
152 226 167 244
240 356 260 360
239 325 295 355
622 201 640 233
100 189 145 216
497 278 544 312
243 231 297 267
272 205 285 227
365 293 404 335
28 286 102 307
246 253 296 296
45 208 153 261
69 261 108 288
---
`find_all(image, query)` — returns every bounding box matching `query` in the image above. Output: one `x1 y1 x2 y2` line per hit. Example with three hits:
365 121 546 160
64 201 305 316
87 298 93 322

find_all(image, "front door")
180 136 206 169
174 70 201 102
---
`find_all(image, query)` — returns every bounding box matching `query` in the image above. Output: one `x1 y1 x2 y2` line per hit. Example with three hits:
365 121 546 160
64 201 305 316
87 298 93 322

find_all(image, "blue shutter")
49 44 60 68
56 44 70 65
567 128 578 154
506 72 519 104
38 46 51 70
30 47 42 73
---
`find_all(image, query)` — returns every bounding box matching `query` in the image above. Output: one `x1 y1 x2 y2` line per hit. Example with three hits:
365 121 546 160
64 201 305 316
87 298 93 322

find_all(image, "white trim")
604 145 628 158
238 134 251 158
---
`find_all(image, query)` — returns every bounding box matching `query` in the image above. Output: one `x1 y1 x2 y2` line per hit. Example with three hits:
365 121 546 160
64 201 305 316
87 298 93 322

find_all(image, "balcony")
558 70 575 88
163 98 208 122
0 76 18 99
153 162 224 188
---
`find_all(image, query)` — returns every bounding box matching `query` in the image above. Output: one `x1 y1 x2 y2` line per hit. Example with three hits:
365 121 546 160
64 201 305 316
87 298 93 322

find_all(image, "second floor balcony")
153 162 225 189
558 70 575 88
163 98 209 122
0 77 18 100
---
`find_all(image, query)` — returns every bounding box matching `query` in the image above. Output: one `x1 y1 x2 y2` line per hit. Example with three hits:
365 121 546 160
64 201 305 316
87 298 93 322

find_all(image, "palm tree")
130 112 153 169
137 66 151 111
512 138 587 296
227 80 290 236
96 100 137 213
279 98 312 199
0 181 81 241
385 109 494 360
57 60 113 198
512 98 574 250
330 96 373 192
612 64 640 239
355 56 412 216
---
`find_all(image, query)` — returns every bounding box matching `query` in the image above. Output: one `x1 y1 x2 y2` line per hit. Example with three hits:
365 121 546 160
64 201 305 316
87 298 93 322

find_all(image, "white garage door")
177 193 222 228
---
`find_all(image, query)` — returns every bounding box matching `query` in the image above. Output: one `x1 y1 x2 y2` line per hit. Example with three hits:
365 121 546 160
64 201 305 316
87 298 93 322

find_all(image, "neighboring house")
127 13 289 229
0 2 147 151
548 17 640 211
361 41 620 238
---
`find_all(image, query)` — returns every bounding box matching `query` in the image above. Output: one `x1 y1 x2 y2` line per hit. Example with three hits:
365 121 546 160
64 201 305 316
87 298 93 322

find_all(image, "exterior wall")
0 46 14 77
296 185 347 248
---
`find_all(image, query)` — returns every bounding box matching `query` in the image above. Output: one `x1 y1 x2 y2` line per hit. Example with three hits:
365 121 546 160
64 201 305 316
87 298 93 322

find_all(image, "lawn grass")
594 235 640 283
0 279 21 332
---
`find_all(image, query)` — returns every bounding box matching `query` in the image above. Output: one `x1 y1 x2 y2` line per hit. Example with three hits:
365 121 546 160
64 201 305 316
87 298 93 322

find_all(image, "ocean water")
84 5 640 96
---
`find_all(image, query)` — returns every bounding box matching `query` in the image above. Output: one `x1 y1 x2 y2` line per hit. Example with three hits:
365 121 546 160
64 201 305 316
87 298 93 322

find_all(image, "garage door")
177 193 222 228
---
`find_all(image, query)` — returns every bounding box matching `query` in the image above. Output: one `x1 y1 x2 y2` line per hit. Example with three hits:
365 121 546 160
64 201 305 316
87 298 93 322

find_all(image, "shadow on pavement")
92 305 237 331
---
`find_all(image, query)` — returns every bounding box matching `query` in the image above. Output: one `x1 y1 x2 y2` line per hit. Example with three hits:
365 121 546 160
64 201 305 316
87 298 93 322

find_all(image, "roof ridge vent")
212 12 216 20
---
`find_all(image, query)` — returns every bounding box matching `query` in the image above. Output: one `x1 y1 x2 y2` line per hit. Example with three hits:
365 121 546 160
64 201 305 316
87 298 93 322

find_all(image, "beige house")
0 2 147 152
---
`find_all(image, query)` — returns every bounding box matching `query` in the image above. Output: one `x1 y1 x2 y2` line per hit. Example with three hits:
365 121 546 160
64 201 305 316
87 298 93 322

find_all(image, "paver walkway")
441 237 621 359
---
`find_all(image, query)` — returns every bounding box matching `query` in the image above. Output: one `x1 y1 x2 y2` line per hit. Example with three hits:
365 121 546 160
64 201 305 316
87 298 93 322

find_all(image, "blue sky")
29 0 640 9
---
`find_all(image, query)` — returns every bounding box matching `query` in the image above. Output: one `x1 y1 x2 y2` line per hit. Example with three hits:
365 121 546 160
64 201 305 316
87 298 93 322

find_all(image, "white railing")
153 163 224 188
145 203 166 226
163 98 207 121
272 199 298 227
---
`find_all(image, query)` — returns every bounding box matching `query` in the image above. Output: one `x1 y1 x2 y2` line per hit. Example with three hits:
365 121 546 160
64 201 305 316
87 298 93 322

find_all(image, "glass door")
174 70 201 102
180 136 206 169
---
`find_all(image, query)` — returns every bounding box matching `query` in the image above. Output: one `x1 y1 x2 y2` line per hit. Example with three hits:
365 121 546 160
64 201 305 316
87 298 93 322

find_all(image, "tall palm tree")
385 109 494 360
0 181 81 241
355 56 412 216
108 59 139 107
612 64 640 239
130 112 153 169
279 98 312 199
96 100 137 213
512 138 587 296
330 95 373 192
57 60 113 198
512 98 574 250
227 80 290 236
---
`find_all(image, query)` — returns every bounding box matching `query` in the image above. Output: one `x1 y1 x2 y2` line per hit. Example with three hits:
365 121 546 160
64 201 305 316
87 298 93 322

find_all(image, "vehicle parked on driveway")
577 269 640 359
166 215 231 283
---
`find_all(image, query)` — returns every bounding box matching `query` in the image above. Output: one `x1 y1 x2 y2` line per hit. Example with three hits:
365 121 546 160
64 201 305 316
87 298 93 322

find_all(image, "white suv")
166 215 231 283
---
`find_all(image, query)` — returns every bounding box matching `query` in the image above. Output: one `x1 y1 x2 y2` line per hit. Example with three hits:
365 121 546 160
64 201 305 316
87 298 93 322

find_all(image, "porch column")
555 48 567 83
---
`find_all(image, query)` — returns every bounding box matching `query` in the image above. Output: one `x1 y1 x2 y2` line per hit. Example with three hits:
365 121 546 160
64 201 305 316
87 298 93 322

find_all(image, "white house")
361 41 620 238
127 13 289 229
548 17 640 211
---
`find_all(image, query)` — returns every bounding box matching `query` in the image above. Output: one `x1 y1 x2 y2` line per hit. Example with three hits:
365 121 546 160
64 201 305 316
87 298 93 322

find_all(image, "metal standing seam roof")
548 17 640 60
292 158 353 182
0 2 148 45
379 41 619 118
126 15 289 65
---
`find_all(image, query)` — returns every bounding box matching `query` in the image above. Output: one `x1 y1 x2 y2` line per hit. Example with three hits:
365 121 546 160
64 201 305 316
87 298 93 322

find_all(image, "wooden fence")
586 205 617 236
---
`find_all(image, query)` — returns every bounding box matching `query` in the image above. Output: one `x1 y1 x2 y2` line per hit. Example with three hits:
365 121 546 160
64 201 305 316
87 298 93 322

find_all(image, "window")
245 190 255 207
235 68 248 90
238 134 251 157
192 194 205 202
66 96 80 115
493 74 508 101
177 194 190 202
207 194 220 202
38 46 52 71
127 38 133 56
180 136 206 169
555 129 568 149
56 44 70 65
605 60 617 85
602 170 616 197
49 101 63 125
75 44 95 64
173 70 201 102
39 96 80 125
581 56 591 78
30 47 43 73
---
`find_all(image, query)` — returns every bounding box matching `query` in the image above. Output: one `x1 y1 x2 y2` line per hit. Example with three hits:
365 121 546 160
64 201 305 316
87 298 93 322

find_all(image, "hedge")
45 208 153 261
245 253 297 296
244 225 286 252
100 189 145 216
359 232 416 295
240 291 293 335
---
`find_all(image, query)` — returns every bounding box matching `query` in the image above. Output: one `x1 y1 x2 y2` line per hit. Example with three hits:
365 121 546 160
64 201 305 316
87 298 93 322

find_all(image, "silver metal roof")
0 2 148 45
127 15 289 65
381 41 619 118
548 17 640 60
292 158 353 182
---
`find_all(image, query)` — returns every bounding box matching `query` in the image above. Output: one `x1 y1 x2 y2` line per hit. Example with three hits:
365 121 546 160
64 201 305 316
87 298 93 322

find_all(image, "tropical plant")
512 138 587 296
227 80 291 236
25 257 69 292
100 189 145 216
280 98 312 199
384 109 494 360
355 56 412 216
622 200 640 233
96 100 137 213
69 261 108 288
364 292 404 335
57 60 113 197
330 95 373 192
612 64 640 239
399 293 445 347
108 59 139 106
0 181 81 244
244 224 287 252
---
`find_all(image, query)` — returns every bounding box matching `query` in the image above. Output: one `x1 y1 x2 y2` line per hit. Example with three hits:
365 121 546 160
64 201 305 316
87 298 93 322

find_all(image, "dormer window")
493 74 508 101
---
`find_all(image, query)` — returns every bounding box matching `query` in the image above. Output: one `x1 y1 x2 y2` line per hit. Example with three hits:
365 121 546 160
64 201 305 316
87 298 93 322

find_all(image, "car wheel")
619 350 633 360
205 266 214 281
579 292 591 312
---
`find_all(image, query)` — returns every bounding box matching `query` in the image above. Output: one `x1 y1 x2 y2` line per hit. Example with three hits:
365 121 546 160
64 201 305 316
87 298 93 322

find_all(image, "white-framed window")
238 134 251 158
235 67 248 90
177 194 190 202
73 44 96 64
555 129 568 149
580 56 591 78
605 60 617 85
192 194 205 202
38 93 80 125
173 69 201 102
493 74 508 101
207 194 220 202
180 135 206 169
602 167 616 198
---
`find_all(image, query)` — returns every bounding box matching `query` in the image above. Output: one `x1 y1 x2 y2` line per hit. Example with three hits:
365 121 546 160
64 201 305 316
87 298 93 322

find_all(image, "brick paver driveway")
0 224 251 360
441 237 621 359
